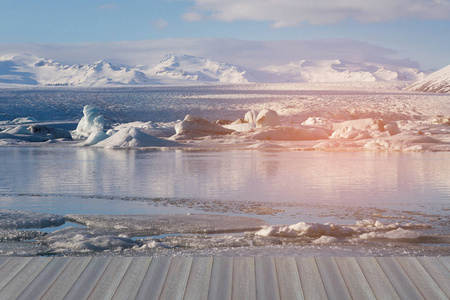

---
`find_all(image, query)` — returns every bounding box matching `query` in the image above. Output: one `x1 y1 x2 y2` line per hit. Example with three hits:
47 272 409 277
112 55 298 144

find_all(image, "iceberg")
72 105 105 139
94 127 181 148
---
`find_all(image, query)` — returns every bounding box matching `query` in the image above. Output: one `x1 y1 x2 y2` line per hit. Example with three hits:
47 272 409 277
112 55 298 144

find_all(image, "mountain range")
0 52 435 87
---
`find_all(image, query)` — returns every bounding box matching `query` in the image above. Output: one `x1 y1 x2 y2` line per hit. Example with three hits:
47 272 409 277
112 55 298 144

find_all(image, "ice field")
0 82 449 256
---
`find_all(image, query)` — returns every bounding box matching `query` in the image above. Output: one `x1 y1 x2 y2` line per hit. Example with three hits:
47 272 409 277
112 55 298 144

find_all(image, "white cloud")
184 0 450 26
0 38 420 69
151 19 169 29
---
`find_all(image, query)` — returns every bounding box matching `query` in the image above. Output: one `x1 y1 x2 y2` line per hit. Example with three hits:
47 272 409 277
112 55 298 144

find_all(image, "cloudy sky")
1 0 449 70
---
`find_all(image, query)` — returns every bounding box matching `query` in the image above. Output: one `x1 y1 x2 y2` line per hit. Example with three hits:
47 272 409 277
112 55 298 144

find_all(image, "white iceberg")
255 109 281 128
94 127 181 148
173 115 234 138
72 105 105 139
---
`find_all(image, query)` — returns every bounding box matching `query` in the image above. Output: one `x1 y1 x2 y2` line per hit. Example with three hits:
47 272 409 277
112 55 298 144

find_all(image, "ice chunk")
331 126 371 140
364 133 441 151
94 127 181 148
82 130 110 146
43 228 138 253
244 110 258 124
256 109 281 128
251 126 329 141
333 118 387 132
28 125 72 139
255 222 352 237
0 209 65 229
173 115 234 138
3 125 32 135
360 228 422 239
72 105 105 139
312 235 339 244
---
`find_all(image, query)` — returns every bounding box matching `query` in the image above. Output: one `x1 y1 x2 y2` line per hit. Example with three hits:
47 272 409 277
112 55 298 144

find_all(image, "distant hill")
404 65 450 93
0 53 429 86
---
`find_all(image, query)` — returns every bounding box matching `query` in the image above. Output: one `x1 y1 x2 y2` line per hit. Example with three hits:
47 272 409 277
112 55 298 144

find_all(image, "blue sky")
1 0 449 70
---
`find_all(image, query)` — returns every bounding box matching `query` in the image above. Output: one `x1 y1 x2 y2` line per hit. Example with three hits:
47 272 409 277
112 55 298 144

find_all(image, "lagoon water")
1 147 449 224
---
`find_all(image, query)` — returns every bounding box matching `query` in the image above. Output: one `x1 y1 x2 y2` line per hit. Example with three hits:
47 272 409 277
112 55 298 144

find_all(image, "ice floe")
0 209 65 229
93 127 181 148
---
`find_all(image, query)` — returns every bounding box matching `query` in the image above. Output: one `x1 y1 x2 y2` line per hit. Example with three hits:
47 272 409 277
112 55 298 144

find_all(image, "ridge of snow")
405 65 450 94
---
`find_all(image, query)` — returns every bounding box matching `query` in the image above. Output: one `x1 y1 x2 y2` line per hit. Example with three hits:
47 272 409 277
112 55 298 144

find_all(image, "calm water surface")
0 147 449 219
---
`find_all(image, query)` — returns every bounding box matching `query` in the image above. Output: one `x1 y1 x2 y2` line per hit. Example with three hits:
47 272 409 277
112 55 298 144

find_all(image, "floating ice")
43 227 138 253
0 209 65 229
255 219 429 239
94 127 181 148
312 235 339 244
364 133 441 151
173 115 234 138
256 109 281 128
72 105 105 139
360 228 422 239
82 130 110 146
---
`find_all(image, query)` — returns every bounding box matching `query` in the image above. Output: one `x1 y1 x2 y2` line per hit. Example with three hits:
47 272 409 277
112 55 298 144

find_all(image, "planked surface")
0 256 448 300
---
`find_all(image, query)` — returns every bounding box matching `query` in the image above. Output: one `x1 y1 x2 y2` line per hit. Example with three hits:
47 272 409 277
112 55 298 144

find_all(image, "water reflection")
0 148 449 209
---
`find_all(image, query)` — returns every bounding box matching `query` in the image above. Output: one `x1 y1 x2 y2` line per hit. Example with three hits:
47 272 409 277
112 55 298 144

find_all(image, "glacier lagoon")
0 147 449 256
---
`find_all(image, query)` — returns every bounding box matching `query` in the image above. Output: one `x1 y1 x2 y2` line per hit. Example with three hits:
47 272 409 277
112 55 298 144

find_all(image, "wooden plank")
64 257 112 300
396 257 447 300
336 257 376 300
41 257 92 300
376 257 424 300
255 256 280 300
295 257 328 300
417 257 450 298
437 256 450 272
112 257 152 300
159 257 193 300
0 257 52 299
17 257 72 300
315 257 352 300
275 257 303 300
184 257 213 300
88 257 133 300
208 257 233 300
0 257 11 270
233 257 256 300
355 257 401 300
136 257 172 300
0 257 32 291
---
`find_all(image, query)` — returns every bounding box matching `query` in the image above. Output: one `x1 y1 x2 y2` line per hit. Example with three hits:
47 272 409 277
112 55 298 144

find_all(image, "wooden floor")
0 256 448 300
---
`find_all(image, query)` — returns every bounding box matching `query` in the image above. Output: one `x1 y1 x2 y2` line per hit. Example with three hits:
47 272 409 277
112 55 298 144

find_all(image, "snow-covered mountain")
0 53 429 86
262 59 426 83
0 53 151 86
404 65 450 94
144 53 255 83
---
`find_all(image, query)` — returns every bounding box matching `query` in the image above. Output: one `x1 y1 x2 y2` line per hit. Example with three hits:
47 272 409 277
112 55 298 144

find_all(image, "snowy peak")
0 54 151 86
147 53 253 83
405 65 450 93
262 59 426 83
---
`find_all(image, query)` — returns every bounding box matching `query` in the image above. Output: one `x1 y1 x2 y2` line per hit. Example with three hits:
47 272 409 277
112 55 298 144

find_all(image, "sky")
0 0 449 70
